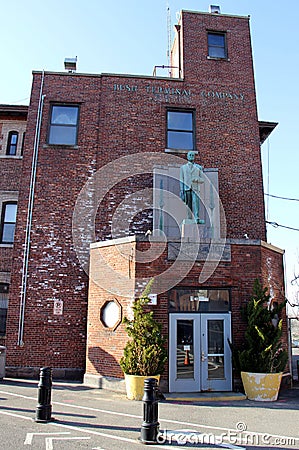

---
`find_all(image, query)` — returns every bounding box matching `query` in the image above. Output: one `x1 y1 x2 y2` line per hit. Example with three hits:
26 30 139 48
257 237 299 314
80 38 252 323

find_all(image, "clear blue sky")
1 0 298 312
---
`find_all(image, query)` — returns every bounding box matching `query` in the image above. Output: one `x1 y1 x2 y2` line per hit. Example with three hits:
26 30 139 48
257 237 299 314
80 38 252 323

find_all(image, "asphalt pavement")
0 378 298 450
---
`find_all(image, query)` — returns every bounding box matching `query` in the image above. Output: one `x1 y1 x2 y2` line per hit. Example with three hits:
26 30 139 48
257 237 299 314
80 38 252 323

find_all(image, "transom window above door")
167 110 195 151
169 288 230 312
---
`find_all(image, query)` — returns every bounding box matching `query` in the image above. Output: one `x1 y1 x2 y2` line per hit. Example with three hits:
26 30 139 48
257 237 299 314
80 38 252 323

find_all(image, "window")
0 283 9 336
6 131 19 155
48 104 79 145
0 202 17 244
167 110 194 151
208 32 227 59
21 132 26 156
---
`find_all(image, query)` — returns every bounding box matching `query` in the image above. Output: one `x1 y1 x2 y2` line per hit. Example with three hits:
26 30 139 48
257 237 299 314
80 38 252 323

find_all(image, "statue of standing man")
180 151 204 223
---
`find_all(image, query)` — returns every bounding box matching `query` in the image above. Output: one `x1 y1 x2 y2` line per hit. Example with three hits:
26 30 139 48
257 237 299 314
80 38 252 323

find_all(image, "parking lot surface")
0 378 298 449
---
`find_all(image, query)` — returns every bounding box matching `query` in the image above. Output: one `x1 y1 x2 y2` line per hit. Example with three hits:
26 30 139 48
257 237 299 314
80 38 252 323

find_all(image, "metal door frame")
169 313 232 392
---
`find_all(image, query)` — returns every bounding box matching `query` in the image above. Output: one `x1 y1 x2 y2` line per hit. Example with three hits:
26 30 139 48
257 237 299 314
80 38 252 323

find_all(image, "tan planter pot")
241 371 282 402
124 374 160 401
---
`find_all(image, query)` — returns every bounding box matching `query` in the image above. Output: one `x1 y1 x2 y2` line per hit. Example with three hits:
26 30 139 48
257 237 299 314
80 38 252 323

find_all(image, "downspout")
18 71 45 346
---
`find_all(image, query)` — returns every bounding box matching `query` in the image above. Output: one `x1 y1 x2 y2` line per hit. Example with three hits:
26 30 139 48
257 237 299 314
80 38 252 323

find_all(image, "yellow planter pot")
241 372 282 402
124 374 160 401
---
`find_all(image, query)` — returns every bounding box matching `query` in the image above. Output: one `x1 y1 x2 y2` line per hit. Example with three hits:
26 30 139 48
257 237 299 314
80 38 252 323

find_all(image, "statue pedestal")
181 219 205 241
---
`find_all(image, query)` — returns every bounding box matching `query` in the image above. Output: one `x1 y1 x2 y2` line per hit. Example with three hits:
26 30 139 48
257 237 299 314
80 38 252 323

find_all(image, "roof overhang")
0 104 28 118
259 121 278 144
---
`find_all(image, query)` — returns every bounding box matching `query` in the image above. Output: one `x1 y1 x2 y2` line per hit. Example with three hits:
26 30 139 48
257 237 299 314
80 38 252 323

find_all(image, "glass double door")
169 313 232 392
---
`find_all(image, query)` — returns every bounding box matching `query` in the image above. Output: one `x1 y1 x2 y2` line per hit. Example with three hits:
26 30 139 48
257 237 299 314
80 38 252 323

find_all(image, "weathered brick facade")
86 239 286 390
0 105 27 347
3 9 288 389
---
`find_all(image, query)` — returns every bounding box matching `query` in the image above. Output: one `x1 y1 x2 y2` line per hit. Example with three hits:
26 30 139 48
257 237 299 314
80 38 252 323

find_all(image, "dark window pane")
208 34 225 46
208 32 226 58
49 126 77 145
2 224 15 243
21 132 25 155
169 288 230 312
0 309 7 335
7 131 18 155
168 111 193 131
209 46 226 58
168 131 194 150
176 319 194 379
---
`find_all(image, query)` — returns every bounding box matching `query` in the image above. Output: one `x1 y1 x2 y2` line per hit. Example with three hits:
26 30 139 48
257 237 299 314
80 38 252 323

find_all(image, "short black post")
140 378 159 444
35 367 53 423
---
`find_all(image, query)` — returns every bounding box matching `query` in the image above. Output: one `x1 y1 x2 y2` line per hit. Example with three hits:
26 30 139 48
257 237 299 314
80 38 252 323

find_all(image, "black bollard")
140 378 160 444
35 367 53 423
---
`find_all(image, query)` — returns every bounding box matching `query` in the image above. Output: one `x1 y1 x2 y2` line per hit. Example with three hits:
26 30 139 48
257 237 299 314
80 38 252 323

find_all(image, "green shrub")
120 279 167 376
233 279 288 374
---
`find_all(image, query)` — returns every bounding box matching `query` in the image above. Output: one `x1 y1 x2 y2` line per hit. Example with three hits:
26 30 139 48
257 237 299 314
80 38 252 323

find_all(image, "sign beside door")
169 313 232 392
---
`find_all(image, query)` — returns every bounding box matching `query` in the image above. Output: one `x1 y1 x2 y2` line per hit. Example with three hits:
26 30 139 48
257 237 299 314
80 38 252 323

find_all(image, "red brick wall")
86 239 286 384
86 240 137 378
261 244 288 350
6 73 102 371
6 10 270 375
177 12 265 240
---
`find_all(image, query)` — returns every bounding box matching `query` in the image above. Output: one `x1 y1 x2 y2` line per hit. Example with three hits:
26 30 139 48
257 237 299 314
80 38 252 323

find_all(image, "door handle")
201 351 206 362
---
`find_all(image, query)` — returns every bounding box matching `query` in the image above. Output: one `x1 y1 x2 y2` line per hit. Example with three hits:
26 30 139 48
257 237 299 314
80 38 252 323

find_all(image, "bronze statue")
180 151 204 223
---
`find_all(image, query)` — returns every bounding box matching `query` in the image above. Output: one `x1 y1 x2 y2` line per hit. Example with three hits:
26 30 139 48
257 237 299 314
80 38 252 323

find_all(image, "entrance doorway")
169 313 232 392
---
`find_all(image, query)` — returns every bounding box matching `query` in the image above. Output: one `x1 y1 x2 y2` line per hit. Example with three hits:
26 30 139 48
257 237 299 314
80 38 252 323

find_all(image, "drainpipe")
18 71 45 346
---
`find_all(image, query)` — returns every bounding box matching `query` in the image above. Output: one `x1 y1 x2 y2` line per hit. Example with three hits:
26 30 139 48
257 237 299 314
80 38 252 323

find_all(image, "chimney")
64 57 77 73
209 5 221 14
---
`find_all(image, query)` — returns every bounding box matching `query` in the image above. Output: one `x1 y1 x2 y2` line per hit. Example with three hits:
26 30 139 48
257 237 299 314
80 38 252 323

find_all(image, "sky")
1 0 298 314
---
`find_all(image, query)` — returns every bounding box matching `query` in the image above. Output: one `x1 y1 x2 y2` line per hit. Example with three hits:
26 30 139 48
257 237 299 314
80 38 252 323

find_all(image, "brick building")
2 7 287 391
0 104 27 346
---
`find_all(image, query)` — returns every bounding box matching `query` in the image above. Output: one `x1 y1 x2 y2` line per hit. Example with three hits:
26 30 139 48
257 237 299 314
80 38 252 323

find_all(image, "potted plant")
233 279 288 401
120 279 167 400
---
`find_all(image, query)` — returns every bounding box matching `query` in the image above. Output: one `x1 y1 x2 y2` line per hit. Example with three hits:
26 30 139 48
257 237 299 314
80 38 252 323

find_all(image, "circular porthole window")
100 299 121 330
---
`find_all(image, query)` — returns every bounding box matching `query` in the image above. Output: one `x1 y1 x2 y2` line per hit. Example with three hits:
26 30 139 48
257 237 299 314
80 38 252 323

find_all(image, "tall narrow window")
6 131 19 155
21 132 26 156
0 283 9 336
48 104 79 145
167 110 194 151
0 202 17 244
208 32 227 59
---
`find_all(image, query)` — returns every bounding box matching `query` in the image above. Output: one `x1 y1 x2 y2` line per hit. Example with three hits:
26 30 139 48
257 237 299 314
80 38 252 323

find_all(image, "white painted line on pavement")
0 408 142 447
0 388 297 446
24 432 70 445
0 389 142 419
0 410 33 420
45 436 90 450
